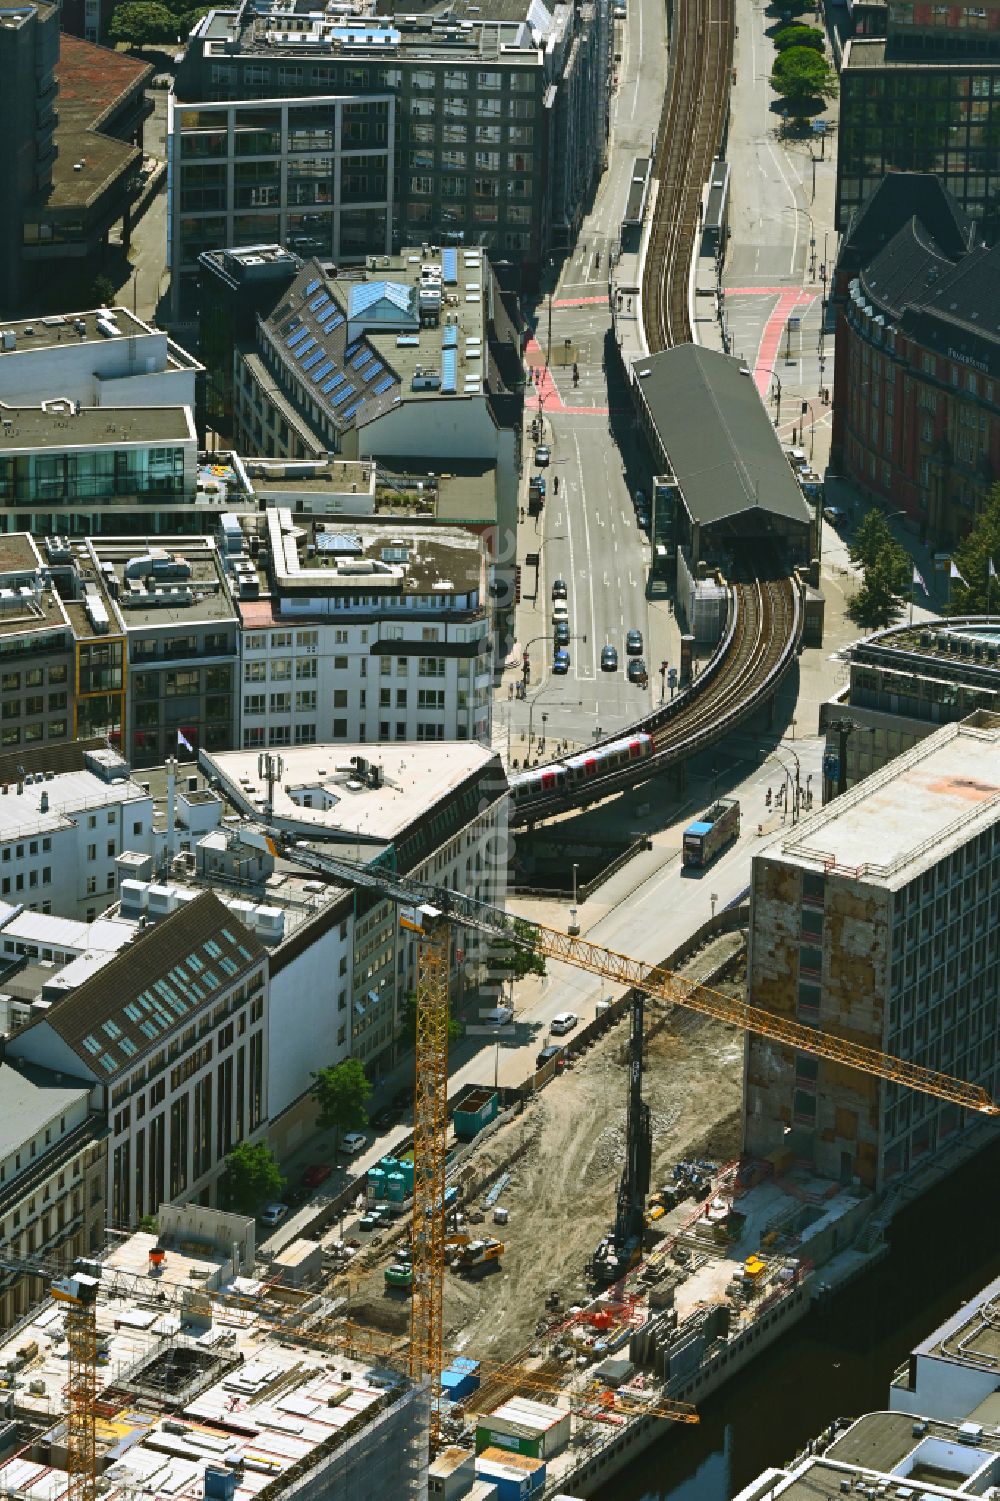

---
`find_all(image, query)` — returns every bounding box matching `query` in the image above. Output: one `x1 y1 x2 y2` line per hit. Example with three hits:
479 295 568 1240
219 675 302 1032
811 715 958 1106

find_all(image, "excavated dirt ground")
348 930 747 1363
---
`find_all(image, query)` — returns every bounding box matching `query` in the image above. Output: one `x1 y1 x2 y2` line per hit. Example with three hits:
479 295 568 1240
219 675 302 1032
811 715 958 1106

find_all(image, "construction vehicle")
591 992 651 1285
228 833 1000 1457
454 1237 504 1274
385 1261 414 1292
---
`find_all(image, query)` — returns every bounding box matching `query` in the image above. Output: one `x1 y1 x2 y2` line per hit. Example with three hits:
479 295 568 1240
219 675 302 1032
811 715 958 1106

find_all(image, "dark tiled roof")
860 217 958 318
842 172 972 270
901 245 1000 376
631 345 812 530
21 892 265 1077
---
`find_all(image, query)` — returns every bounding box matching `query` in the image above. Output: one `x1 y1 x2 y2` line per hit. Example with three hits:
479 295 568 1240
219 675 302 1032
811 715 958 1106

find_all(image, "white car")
259 1202 289 1228
339 1131 368 1155
550 1011 578 1036
551 601 569 626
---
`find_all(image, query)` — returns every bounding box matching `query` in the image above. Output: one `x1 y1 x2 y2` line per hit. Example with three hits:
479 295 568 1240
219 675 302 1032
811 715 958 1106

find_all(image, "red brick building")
831 174 1000 547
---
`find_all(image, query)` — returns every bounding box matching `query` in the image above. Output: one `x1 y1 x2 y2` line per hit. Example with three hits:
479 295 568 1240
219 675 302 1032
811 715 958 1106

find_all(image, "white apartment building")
8 890 269 1228
237 507 492 749
202 740 508 1080
0 307 202 411
0 746 154 921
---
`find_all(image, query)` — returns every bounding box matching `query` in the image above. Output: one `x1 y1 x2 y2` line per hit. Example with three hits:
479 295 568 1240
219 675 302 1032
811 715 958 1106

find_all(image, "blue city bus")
682 797 740 868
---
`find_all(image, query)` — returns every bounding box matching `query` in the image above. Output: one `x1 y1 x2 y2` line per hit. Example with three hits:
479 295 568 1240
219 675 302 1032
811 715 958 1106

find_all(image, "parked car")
553 621 571 646
534 444 551 466
600 644 618 672
551 577 568 600
530 473 546 496
553 648 571 675
301 1163 333 1189
536 1043 564 1069
259 1202 289 1228
371 1106 400 1131
626 628 643 656
823 505 847 526
552 601 570 626
339 1131 368 1156
550 1011 579 1036
627 658 648 685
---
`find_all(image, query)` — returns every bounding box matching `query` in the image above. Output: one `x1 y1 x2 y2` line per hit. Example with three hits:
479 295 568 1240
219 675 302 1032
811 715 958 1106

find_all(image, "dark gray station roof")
632 344 812 531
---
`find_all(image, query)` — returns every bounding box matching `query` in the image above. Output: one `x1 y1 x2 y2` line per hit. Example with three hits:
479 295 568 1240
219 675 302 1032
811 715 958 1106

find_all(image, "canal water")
601 1135 1000 1501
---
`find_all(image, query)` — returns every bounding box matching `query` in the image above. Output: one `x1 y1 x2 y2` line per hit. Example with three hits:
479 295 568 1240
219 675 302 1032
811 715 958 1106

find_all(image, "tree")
138 1213 159 1234
108 1 177 45
398 992 465 1048
847 540 910 629
91 274 117 309
945 483 1000 615
219 1141 285 1215
770 46 838 114
849 508 894 572
491 918 546 979
310 1058 371 1152
773 23 825 49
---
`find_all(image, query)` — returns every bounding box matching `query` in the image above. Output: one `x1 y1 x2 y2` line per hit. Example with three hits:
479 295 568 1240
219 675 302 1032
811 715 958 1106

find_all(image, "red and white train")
510 732 654 809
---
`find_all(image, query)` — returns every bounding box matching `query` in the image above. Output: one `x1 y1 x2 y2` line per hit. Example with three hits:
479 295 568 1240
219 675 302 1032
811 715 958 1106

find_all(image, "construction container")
205 1469 238 1501
476 1449 546 1499
399 1158 415 1193
379 1156 399 1174
387 1171 406 1205
367 1167 387 1202
441 1357 481 1403
454 1088 500 1142
429 1446 477 1501
476 1397 570 1459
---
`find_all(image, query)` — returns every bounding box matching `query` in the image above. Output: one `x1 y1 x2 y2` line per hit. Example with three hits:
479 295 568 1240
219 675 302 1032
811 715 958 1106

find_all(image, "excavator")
591 992 651 1284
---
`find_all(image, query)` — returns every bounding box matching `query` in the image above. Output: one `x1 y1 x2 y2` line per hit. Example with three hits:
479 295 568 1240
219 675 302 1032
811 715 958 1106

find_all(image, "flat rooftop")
0 403 195 450
203 742 499 843
853 618 1000 677
0 766 144 844
914 1270 1000 1370
0 306 153 355
773 714 1000 887
88 538 237 628
0 1228 420 1501
0 534 43 574
0 584 71 643
237 455 375 498
268 508 484 596
49 34 150 210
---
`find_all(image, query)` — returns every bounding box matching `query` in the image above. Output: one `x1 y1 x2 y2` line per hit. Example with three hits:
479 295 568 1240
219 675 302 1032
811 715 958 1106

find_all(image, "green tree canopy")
310 1058 371 1151
219 1141 285 1215
849 509 894 572
398 992 465 1048
770 46 838 112
773 23 825 49
847 540 910 629
109 1 178 44
491 918 546 979
945 484 1000 615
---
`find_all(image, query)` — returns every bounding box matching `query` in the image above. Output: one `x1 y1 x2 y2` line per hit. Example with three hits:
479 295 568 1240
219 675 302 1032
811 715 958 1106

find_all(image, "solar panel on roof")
295 336 318 359
330 383 356 407
344 340 362 359
372 374 396 395
442 247 458 284
286 326 309 349
305 277 322 295
340 400 364 422
312 359 335 382
441 348 458 393
301 348 325 371
321 372 345 394
360 359 382 380
322 312 345 333
351 349 371 370
309 291 332 312
442 325 458 348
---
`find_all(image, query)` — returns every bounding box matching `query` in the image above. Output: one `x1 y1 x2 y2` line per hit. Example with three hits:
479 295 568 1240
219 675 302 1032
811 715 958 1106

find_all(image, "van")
480 1005 514 1027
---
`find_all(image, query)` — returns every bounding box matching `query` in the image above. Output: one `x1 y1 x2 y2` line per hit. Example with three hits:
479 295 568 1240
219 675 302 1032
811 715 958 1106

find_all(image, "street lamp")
569 861 580 935
525 533 567 602
521 630 587 692
756 365 783 425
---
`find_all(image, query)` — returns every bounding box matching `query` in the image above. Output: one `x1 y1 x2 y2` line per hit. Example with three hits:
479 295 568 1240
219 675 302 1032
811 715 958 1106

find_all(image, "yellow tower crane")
282 845 999 1465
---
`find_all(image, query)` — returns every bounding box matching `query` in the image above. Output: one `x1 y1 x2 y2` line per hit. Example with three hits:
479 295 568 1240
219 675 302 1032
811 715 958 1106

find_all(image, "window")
87 844 96 862
295 658 317 679
244 693 265 715
244 662 266 682
294 722 316 745
295 689 317 711
270 658 292 680
269 692 291 714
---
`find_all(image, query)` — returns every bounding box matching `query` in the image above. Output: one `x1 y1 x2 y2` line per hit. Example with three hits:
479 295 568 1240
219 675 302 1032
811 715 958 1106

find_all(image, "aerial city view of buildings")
1 0 1000 1495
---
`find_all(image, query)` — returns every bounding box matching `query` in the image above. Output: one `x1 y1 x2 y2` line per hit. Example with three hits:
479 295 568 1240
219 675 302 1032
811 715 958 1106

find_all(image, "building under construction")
0 1205 429 1501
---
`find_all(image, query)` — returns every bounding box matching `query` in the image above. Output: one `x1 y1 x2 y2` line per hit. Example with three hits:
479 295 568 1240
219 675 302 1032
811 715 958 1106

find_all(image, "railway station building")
631 344 815 576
